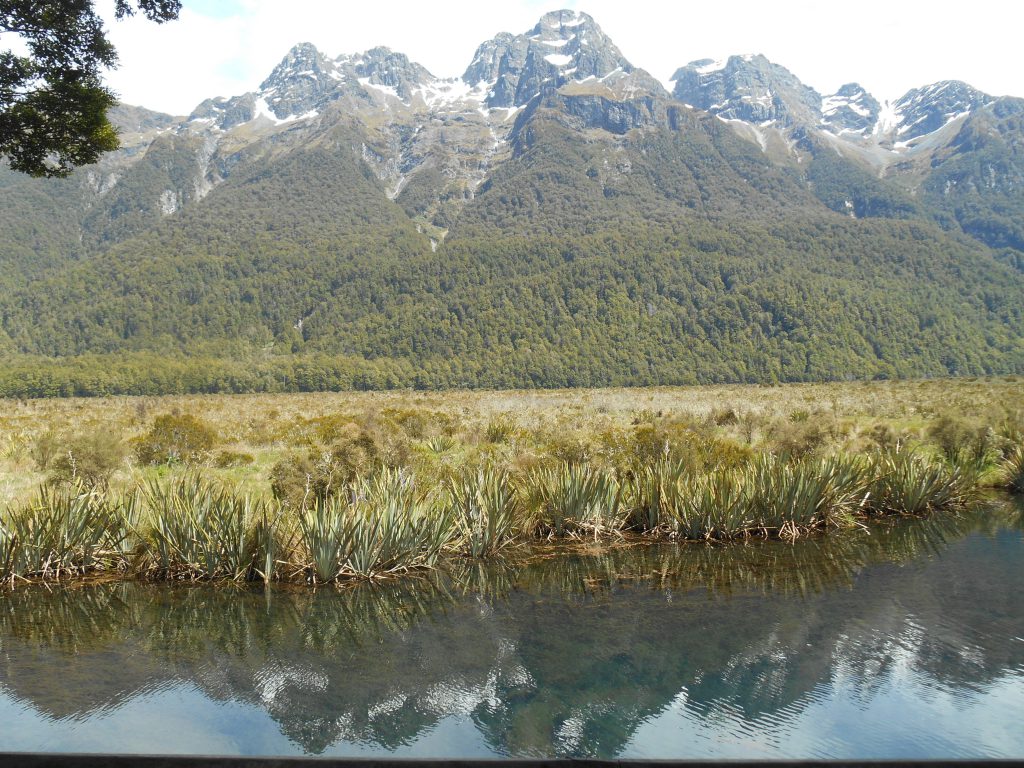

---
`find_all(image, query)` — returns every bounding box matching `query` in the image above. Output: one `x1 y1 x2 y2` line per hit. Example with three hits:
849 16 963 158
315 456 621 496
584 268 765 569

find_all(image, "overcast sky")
97 0 1023 115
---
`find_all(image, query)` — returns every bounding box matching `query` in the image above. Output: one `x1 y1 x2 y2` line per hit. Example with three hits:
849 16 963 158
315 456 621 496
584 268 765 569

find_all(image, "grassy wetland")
1 377 1022 585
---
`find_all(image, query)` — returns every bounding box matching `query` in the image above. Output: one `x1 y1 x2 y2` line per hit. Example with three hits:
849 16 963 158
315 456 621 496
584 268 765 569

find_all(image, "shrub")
134 413 218 465
927 413 1003 477
630 416 711 468
30 428 63 471
270 452 333 510
213 450 255 468
769 417 833 459
712 407 739 426
485 413 519 444
49 432 127 488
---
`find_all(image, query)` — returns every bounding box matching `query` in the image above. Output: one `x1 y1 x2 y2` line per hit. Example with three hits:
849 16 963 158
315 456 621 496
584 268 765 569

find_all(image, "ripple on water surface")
0 502 1022 758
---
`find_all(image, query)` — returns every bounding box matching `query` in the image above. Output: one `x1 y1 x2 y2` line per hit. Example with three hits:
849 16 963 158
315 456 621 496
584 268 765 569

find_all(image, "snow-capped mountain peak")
819 83 880 137
889 80 992 142
462 8 635 109
349 47 436 102
257 42 343 120
671 54 820 125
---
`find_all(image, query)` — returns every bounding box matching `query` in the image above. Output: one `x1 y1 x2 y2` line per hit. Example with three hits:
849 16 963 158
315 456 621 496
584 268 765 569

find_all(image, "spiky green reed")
627 454 870 541
627 458 687 533
867 449 975 515
0 484 122 582
524 464 624 538
446 465 520 558
299 469 454 581
1002 444 1024 494
0 446 993 586
140 475 273 580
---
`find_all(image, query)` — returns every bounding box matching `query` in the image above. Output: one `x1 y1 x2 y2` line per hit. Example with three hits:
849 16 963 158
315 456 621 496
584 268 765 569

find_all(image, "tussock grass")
1002 445 1024 494
298 470 453 581
525 464 624 539
140 475 272 581
0 444 994 585
866 449 977 515
446 466 521 558
0 485 122 582
1 378 1021 585
628 458 687 533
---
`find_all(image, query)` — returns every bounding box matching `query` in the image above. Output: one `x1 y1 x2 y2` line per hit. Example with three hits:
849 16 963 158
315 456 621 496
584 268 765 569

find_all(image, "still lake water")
1 502 1022 759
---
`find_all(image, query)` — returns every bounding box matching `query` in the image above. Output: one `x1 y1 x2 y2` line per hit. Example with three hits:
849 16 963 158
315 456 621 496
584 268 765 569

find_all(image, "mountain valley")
1 9 1022 395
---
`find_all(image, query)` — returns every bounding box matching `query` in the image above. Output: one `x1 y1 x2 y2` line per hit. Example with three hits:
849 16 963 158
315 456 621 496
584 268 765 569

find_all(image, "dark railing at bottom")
2 755 1023 768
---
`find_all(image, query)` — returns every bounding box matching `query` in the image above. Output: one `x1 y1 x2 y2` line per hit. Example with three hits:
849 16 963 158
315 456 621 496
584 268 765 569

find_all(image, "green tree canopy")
1 0 179 177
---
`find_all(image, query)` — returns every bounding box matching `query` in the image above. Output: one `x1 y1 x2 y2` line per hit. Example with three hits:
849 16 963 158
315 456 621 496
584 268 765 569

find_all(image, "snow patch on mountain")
692 59 728 75
545 53 573 67
359 78 400 100
823 93 870 118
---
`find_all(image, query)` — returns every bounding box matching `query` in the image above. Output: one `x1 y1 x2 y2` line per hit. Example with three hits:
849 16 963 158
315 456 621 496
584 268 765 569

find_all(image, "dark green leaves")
1 0 179 176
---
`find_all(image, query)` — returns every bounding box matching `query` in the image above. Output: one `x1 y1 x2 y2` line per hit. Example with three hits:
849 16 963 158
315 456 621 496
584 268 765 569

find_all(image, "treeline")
2 350 1023 399
2 113 1024 396
0 354 420 398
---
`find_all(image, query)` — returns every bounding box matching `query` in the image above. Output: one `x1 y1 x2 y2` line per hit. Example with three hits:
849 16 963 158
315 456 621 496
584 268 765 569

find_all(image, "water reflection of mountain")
1 502 1021 757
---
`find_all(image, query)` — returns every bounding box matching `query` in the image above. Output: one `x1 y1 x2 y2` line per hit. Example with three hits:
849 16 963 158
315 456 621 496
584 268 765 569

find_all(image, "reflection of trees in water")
0 503 1021 757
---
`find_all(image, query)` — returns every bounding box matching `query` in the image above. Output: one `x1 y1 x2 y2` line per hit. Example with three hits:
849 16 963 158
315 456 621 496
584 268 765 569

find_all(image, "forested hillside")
1 10 1022 396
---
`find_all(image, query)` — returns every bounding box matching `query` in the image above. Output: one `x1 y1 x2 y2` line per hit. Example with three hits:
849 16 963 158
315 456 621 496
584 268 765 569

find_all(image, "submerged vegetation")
0 380 1021 585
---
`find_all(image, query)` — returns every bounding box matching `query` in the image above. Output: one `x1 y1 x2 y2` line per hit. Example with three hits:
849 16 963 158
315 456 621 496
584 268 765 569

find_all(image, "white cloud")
95 0 1024 115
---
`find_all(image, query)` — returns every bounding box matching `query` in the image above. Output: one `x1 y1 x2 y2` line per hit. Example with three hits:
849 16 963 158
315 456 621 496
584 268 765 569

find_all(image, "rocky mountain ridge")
1 8 1022 392
86 8 1017 245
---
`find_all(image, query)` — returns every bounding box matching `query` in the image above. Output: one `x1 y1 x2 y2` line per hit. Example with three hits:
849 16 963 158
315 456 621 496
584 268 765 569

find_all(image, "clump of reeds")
446 465 521 557
629 454 870 541
866 448 976 515
1001 444 1024 494
523 463 623 538
0 443 995 586
0 484 123 582
672 467 750 540
139 474 275 581
746 454 870 535
298 469 454 581
627 458 687 533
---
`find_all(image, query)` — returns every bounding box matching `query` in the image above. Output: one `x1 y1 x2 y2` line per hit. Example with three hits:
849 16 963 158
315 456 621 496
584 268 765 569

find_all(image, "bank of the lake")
0 501 1021 759
1 446 1015 585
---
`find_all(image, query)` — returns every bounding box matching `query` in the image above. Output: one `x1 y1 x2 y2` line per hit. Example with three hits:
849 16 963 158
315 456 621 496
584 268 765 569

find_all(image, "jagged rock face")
186 43 343 130
892 80 993 142
185 44 441 131
820 83 880 137
462 10 634 109
671 57 994 155
541 91 665 134
259 42 344 120
188 93 260 131
350 47 435 101
73 10 1024 261
671 54 821 125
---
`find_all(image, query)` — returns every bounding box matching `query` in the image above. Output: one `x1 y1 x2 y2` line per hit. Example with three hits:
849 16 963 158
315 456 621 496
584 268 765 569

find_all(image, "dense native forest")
1 93 1023 397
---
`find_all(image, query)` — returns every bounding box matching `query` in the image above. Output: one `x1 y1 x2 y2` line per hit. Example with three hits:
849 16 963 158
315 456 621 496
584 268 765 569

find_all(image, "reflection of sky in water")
625 665 1024 759
0 684 498 757
0 504 1022 759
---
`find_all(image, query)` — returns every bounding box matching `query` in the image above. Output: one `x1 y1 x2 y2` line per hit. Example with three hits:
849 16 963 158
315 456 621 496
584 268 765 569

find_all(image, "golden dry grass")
0 376 1021 506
